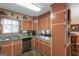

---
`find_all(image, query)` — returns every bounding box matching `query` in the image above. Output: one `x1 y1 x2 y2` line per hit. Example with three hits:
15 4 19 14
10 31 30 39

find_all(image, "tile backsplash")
0 33 33 41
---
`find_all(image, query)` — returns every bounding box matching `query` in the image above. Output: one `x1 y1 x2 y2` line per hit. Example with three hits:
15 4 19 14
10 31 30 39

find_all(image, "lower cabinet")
38 40 44 52
1 39 51 56
36 39 51 56
13 42 22 56
1 40 22 56
31 38 35 49
35 39 38 49
1 44 12 56
43 44 51 56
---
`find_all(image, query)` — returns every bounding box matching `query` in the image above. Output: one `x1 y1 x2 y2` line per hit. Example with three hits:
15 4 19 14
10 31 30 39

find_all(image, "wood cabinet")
38 20 42 29
21 20 33 30
51 3 67 13
35 39 51 56
45 19 50 29
27 21 33 29
13 40 22 56
51 3 69 56
38 39 44 52
0 40 22 56
38 19 50 29
52 11 66 24
33 21 38 30
1 41 12 56
66 44 71 56
1 43 12 56
52 25 66 56
31 38 35 49
35 39 38 49
43 43 51 56
38 12 50 29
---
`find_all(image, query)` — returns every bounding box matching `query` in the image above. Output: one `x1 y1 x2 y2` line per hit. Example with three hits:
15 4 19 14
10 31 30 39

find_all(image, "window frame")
1 18 20 34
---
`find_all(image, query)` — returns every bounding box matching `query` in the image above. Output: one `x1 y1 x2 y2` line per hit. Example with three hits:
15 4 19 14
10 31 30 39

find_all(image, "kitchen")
0 3 79 56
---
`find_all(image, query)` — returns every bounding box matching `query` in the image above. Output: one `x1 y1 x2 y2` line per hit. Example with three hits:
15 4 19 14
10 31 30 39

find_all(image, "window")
11 20 19 33
1 18 19 33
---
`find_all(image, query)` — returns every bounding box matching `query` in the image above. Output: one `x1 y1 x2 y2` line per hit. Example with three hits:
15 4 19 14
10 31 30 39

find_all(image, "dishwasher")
22 38 31 53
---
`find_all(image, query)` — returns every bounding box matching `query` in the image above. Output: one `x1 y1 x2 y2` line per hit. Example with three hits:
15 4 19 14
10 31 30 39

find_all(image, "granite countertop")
0 35 33 42
36 36 51 44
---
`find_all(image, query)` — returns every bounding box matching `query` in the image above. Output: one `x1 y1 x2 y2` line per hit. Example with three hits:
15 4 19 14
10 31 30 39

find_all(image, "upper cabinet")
21 20 33 30
52 11 66 24
51 3 70 24
51 3 68 13
21 16 33 30
38 12 50 29
33 21 38 30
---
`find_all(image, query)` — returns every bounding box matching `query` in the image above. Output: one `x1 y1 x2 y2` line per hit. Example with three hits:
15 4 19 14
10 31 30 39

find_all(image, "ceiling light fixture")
16 3 41 12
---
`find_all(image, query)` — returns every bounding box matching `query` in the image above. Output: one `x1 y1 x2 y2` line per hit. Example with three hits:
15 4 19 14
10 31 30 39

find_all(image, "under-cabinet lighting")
16 3 41 12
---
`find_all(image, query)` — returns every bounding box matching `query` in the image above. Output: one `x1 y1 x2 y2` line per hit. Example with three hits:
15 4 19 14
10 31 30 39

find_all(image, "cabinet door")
45 19 50 29
21 21 32 30
1 45 12 56
51 3 67 13
31 39 35 49
38 20 41 29
13 42 22 56
21 21 28 30
33 22 38 29
38 40 44 52
27 21 32 29
35 39 38 49
43 44 51 56
52 11 66 24
66 44 71 56
52 24 66 56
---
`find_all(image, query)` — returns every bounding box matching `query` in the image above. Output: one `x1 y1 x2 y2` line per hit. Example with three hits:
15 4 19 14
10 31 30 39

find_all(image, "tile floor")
20 49 43 56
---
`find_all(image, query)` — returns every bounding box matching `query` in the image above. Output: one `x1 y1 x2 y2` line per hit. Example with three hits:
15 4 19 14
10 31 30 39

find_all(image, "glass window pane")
1 19 19 33
12 20 19 25
2 19 11 24
3 25 11 33
12 25 19 32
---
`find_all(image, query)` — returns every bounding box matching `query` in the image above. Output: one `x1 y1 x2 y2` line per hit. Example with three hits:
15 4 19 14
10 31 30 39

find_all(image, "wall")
70 4 79 56
0 8 33 21
0 8 33 34
70 4 79 43
70 4 79 24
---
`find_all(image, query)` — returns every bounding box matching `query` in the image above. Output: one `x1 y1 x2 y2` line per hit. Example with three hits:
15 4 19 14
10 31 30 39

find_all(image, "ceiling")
0 3 52 16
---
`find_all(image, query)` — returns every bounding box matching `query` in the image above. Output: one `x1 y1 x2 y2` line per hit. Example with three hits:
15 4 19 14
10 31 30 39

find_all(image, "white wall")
70 3 79 24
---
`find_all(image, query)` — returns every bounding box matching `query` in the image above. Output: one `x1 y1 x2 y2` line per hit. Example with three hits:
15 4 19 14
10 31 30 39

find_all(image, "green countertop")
0 33 33 42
